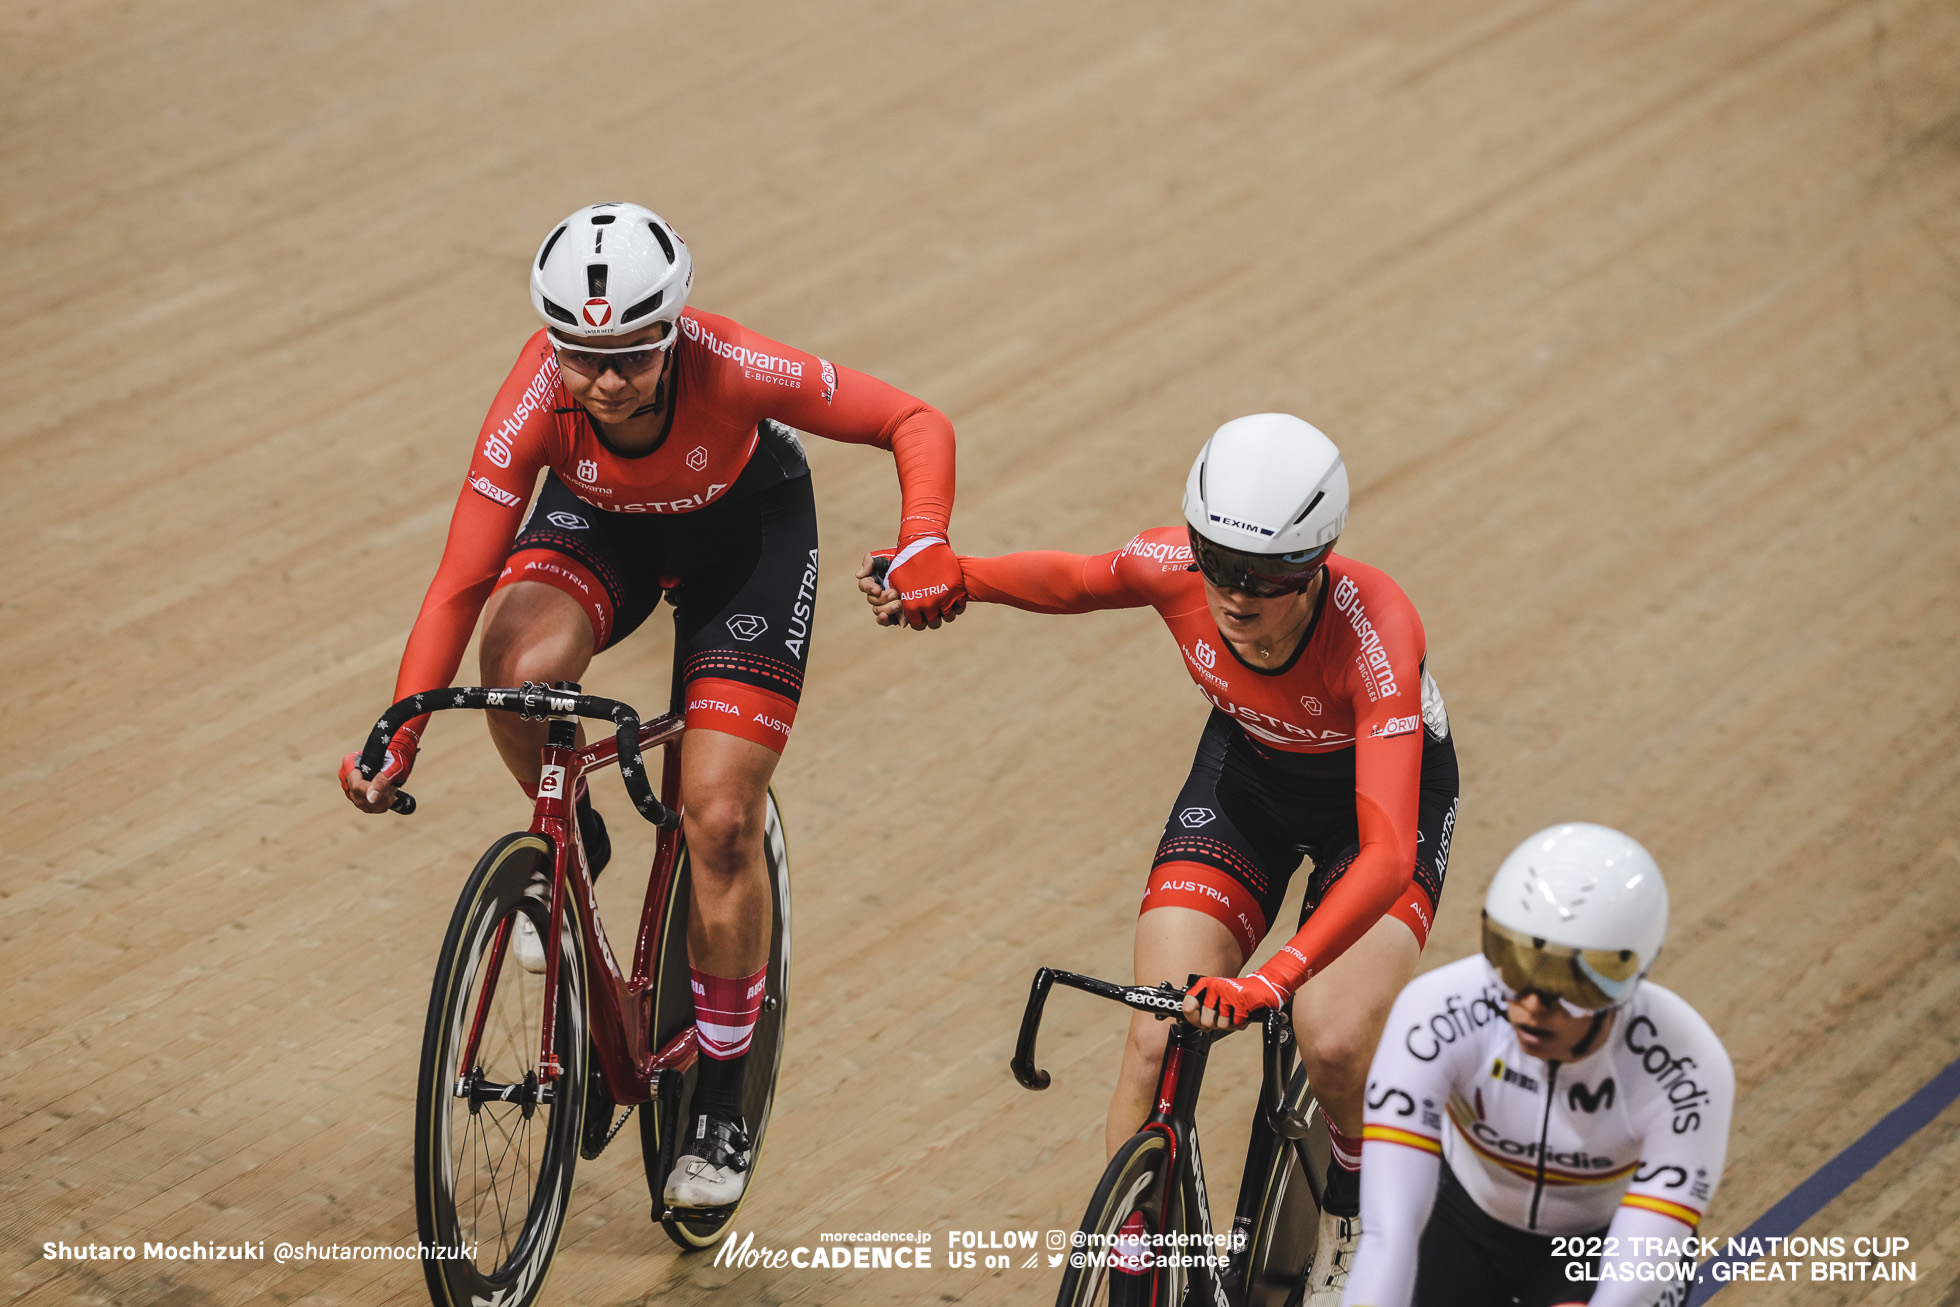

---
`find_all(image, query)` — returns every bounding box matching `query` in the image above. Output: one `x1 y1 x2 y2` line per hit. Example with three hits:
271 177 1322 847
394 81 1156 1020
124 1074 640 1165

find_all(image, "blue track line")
1684 1051 1960 1303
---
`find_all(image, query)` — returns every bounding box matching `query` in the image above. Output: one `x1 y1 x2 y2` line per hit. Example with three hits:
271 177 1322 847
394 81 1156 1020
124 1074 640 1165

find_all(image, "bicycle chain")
601 1103 635 1149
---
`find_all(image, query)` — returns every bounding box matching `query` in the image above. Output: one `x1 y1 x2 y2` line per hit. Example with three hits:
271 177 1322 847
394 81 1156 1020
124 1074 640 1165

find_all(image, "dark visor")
1188 527 1333 597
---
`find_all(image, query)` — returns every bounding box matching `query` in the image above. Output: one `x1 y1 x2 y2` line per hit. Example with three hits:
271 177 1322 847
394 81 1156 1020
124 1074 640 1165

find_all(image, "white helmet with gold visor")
1482 822 1669 1015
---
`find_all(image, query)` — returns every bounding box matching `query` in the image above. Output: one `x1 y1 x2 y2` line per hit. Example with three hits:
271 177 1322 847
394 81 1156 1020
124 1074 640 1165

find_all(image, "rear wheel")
640 787 793 1250
415 833 587 1307
1056 1129 1185 1307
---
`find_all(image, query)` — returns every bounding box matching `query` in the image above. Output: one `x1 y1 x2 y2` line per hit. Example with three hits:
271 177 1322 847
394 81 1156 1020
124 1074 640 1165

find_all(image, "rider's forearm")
1586 1205 1703 1307
1343 1133 1439 1307
959 550 1138 613
886 405 955 543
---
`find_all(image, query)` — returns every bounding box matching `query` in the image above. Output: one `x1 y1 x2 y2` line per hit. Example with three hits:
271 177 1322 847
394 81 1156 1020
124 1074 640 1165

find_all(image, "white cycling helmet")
1181 414 1350 595
1482 823 1669 1012
531 203 692 339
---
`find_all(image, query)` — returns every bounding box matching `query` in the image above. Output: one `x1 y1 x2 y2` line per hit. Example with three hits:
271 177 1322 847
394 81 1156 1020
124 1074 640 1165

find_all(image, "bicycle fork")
1145 1024 1234 1307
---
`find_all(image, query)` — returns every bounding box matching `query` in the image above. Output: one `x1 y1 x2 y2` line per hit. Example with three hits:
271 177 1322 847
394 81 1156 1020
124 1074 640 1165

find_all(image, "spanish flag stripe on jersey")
1446 1111 1641 1186
1621 1193 1702 1227
1363 1124 1443 1155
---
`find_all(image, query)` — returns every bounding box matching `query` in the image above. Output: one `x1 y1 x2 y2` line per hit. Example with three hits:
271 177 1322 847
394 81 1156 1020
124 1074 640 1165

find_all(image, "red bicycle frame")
456 708 696 1103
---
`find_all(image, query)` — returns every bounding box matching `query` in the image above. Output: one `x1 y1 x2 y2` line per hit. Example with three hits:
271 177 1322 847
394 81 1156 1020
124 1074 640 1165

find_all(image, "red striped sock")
1327 1117 1362 1172
691 965 767 1060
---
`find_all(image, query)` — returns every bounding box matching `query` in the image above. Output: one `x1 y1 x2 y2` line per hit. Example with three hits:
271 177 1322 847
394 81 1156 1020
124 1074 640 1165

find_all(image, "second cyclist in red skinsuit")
862 414 1458 1302
960 529 1439 967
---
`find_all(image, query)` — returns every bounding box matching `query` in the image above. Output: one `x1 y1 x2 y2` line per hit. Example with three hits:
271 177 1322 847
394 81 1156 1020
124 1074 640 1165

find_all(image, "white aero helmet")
531 203 692 339
1182 414 1350 595
1481 822 1669 1012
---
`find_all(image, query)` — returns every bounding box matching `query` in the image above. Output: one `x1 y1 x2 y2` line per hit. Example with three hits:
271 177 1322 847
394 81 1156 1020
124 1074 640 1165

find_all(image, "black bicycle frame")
1014 967 1319 1303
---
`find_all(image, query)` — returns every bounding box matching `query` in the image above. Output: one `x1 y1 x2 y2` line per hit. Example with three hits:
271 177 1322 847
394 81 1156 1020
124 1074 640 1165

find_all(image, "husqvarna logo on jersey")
1194 639 1217 670
687 446 709 471
577 459 599 482
1332 573 1400 700
727 614 767 642
582 298 612 327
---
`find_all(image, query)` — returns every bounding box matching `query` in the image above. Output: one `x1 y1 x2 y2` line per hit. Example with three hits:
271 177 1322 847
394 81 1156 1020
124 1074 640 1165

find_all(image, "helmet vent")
647 220 676 263
589 214 616 225
539 297 577 325
537 224 569 270
587 264 608 298
1291 490 1325 526
622 290 665 324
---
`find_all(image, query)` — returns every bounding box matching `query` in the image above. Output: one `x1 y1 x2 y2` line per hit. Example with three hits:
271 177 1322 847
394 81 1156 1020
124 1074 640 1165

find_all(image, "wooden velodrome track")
4 1 1957 1303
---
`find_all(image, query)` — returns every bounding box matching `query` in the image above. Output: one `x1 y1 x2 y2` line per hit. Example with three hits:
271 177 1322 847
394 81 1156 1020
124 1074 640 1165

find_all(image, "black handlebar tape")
607 709 679 830
1012 968 1195 1092
390 791 417 816
1012 968 1057 1090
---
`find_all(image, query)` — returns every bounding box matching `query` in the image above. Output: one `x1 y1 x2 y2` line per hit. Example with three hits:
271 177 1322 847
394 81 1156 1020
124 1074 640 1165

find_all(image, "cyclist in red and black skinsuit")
342 202 964 1211
861 415 1457 1303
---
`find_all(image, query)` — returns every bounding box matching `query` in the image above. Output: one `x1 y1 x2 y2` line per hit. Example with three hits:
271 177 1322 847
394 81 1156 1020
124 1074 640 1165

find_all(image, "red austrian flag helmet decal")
582 298 613 328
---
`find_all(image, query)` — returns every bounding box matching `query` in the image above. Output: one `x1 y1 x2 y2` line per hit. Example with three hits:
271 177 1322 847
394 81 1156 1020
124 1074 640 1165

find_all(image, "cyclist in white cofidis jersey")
1342 824 1734 1307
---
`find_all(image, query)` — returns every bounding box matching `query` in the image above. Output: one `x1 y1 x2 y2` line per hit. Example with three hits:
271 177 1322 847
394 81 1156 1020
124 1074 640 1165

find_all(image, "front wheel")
1239 1065 1329 1307
1056 1129 1185 1307
415 832 587 1307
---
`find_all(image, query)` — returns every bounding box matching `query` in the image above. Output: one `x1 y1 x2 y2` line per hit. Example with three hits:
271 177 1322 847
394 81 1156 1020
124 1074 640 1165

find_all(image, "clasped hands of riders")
857 554 1279 1032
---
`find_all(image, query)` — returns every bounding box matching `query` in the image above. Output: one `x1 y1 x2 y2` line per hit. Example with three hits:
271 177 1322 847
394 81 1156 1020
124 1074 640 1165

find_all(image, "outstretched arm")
858 540 1167 625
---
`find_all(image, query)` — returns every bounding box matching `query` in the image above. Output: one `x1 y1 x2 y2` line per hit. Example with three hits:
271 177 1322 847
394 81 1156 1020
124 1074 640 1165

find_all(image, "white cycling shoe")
1301 1209 1359 1305
663 1113 753 1209
513 915 546 974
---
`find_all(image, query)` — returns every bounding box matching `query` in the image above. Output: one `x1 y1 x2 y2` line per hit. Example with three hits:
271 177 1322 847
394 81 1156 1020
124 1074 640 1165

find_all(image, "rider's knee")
1121 1013 1173 1075
684 791 764 876
1295 1014 1374 1084
480 588 591 684
483 639 579 687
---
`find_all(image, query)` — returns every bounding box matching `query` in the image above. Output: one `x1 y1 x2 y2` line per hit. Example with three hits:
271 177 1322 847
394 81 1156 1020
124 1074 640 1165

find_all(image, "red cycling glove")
1185 971 1287 1028
883 537 967 629
339 723 422 799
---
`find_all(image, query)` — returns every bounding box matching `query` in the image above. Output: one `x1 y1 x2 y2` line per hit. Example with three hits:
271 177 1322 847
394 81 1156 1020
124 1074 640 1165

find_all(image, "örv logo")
582 298 612 327
687 446 709 471
1178 807 1216 829
546 511 589 530
577 459 599 483
726 613 768 642
1193 639 1218 670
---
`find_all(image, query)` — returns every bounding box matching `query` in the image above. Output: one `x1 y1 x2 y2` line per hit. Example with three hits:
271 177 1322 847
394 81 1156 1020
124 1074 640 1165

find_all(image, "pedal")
659 1204 740 1224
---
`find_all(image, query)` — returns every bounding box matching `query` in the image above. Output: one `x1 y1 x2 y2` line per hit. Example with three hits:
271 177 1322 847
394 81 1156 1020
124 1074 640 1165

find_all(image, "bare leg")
678 728 778 976
478 582 596 791
1291 913 1422 1138
1106 906 1245 1157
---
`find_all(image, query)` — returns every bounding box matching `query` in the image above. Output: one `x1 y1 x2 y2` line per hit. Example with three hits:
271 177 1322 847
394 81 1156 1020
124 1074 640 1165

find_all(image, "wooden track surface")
4 2 1957 1303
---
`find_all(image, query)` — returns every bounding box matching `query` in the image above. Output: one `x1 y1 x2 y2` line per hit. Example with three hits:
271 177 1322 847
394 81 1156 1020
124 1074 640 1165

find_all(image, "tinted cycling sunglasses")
1187 527 1334 598
1480 913 1646 1016
551 323 677 381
